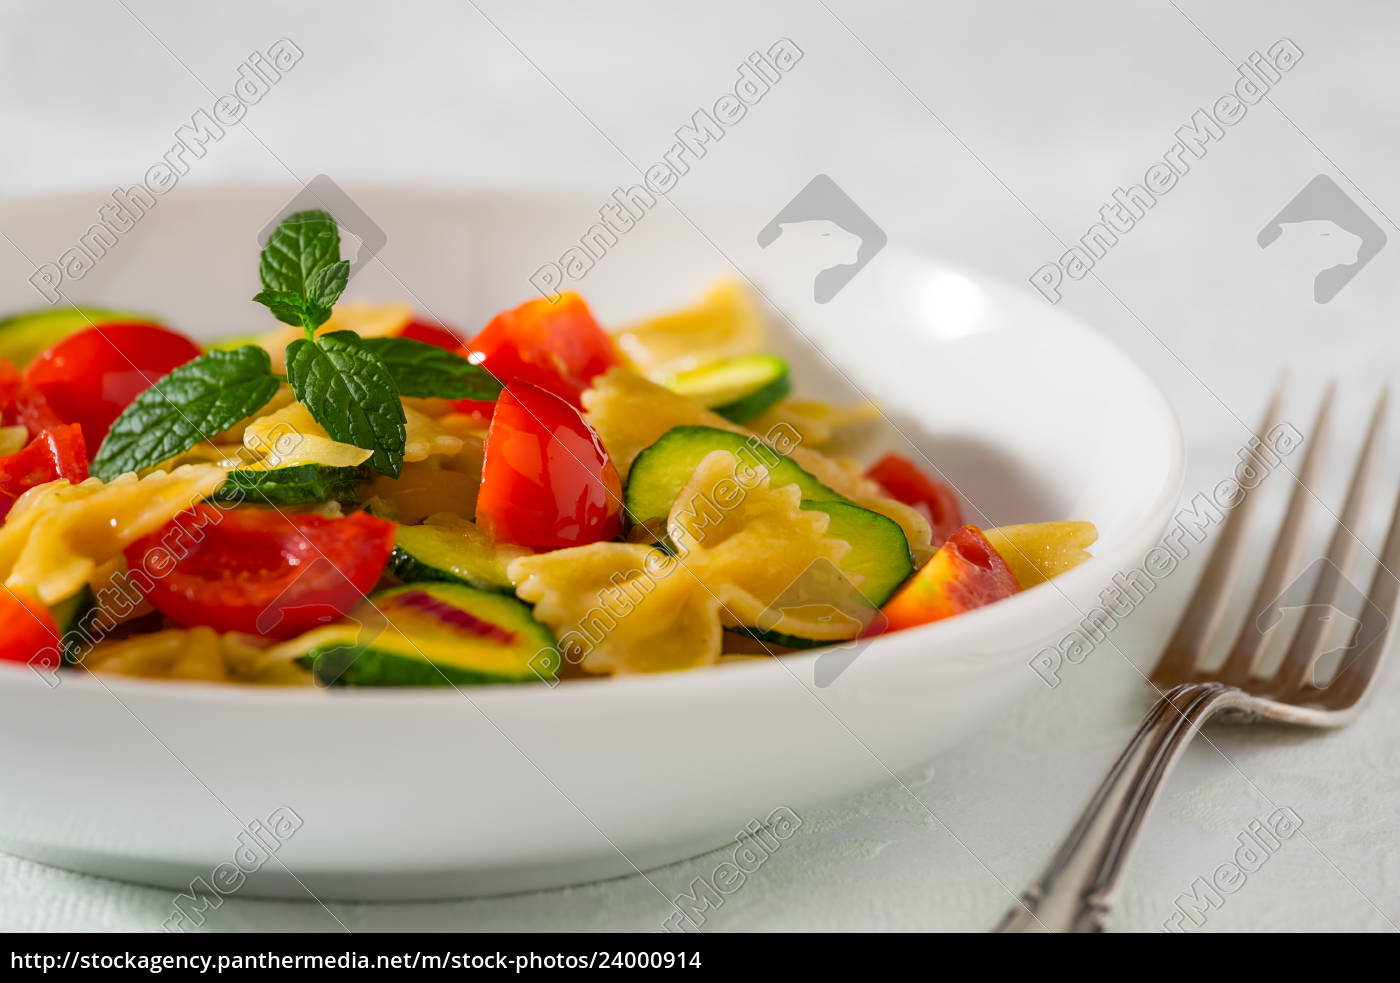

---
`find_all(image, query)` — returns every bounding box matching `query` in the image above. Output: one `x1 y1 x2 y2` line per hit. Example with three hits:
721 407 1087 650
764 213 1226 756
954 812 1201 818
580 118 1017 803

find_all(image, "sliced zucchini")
210 465 370 507
388 514 528 593
50 586 96 664
304 583 559 686
625 425 843 527
803 501 914 606
667 355 791 423
0 307 161 368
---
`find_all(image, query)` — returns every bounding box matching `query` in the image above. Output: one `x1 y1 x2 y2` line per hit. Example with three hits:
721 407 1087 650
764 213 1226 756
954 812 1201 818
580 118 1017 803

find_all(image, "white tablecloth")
1 0 1396 932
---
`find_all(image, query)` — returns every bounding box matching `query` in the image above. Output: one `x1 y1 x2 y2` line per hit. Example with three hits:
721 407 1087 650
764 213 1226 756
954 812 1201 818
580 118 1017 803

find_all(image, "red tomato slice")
0 360 65 437
0 424 88 518
876 525 1019 634
124 506 397 640
477 382 622 550
461 293 621 408
398 318 463 351
0 589 61 672
23 322 202 450
866 452 964 548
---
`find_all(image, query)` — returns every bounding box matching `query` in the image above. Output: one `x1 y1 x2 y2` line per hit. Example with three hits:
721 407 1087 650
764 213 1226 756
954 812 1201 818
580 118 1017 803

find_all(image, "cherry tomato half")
0 423 87 519
477 382 622 550
124 506 397 640
0 360 64 437
398 318 463 351
461 293 621 408
866 452 964 548
23 322 202 450
0 589 61 672
876 525 1019 634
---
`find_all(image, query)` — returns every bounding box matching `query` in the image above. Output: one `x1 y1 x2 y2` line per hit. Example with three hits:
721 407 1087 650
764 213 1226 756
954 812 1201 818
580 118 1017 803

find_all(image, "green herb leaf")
358 336 503 401
306 260 349 310
286 331 406 477
255 210 344 333
251 289 308 328
259 210 341 297
91 346 280 481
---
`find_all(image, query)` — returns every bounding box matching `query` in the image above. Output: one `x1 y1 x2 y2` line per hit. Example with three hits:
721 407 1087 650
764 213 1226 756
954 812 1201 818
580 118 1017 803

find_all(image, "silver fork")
997 381 1400 932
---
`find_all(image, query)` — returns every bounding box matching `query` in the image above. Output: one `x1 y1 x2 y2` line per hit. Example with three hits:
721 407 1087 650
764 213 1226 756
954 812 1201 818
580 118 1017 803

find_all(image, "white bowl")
0 185 1182 899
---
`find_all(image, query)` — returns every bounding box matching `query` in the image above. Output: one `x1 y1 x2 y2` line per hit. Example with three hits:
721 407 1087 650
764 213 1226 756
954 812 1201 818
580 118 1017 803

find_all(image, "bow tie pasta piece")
668 451 855 639
746 397 880 450
511 450 866 673
242 399 461 470
0 464 228 604
82 626 314 684
583 366 747 476
611 280 768 380
243 401 373 469
511 543 722 675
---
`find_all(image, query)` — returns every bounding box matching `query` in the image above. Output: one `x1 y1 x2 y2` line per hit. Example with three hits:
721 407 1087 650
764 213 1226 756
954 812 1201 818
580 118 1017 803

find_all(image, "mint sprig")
358 337 502 401
91 346 280 481
90 212 499 482
286 332 406 477
253 210 348 335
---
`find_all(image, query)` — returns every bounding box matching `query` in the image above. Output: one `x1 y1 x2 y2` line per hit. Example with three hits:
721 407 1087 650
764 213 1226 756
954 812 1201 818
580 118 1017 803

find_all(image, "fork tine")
1216 383 1336 684
1323 472 1400 708
1272 389 1387 692
1150 378 1287 686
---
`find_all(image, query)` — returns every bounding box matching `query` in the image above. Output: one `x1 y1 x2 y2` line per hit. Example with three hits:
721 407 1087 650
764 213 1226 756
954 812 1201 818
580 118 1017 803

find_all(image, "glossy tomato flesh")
460 293 620 408
0 360 64 437
124 505 397 639
477 382 622 549
23 322 202 450
876 525 1019 633
0 423 87 518
398 319 463 351
866 452 964 548
0 590 61 672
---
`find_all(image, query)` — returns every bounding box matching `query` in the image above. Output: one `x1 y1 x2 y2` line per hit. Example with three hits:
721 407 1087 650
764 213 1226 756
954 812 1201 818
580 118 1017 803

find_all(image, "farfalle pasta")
0 464 227 604
512 451 855 673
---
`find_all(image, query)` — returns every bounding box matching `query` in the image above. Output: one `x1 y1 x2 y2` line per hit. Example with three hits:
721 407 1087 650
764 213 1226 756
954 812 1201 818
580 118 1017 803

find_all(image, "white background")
1 0 1397 931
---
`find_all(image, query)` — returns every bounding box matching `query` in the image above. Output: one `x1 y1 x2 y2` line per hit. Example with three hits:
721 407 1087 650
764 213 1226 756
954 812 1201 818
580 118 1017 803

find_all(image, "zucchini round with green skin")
388 515 527 593
0 307 161 369
802 501 914 605
667 355 791 423
303 582 559 686
625 425 843 527
49 586 96 664
211 464 370 507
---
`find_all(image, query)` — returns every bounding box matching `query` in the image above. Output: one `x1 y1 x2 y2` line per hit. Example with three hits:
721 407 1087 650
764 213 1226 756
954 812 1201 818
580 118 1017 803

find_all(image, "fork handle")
995 681 1249 932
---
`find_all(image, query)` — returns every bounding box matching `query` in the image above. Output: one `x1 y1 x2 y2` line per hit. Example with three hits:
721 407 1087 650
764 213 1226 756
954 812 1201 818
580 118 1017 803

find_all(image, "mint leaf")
286 331 406 477
259 210 341 297
91 346 280 481
255 210 344 333
358 337 502 401
306 260 349 309
251 289 308 328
